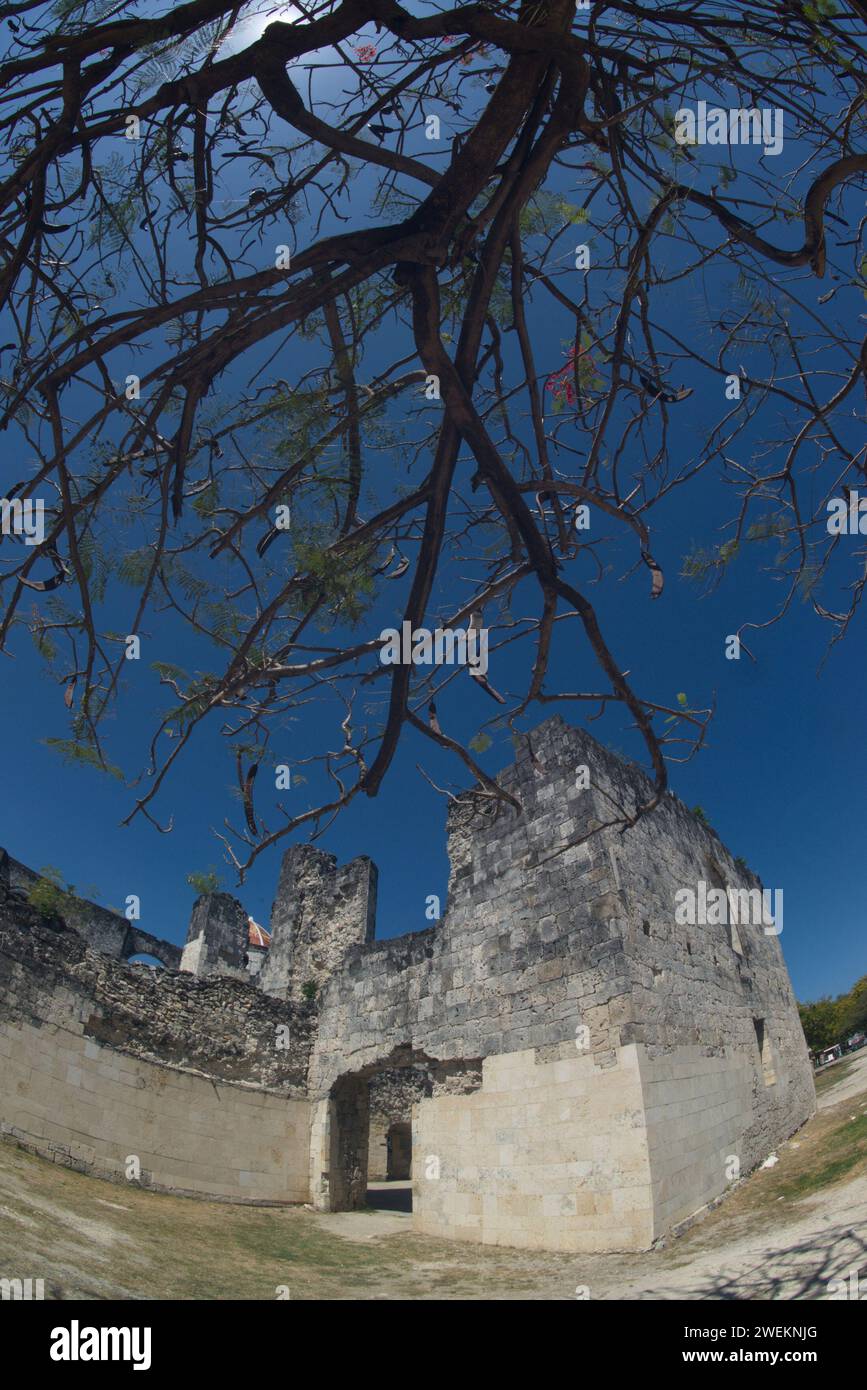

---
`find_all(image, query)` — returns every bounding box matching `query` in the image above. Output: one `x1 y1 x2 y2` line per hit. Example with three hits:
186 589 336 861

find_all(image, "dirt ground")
1 1052 865 1300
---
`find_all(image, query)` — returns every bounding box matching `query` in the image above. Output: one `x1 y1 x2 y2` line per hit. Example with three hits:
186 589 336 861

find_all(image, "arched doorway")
316 1051 483 1215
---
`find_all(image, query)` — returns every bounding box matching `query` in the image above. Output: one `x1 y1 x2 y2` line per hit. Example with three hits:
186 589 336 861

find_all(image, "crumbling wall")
180 891 249 979
0 895 313 1201
0 848 181 968
257 845 377 1003
0 716 814 1250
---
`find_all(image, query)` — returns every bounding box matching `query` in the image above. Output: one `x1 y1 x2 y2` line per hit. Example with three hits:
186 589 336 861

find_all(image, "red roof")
247 916 271 949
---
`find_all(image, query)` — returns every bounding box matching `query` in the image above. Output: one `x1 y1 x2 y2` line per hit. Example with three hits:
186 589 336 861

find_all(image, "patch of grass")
774 1111 867 1201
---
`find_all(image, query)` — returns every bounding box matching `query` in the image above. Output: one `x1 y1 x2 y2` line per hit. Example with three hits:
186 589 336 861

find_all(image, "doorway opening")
386 1121 412 1180
323 1050 482 1215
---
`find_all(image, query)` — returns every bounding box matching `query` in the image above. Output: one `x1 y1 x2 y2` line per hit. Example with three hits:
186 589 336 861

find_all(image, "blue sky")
0 2 864 1005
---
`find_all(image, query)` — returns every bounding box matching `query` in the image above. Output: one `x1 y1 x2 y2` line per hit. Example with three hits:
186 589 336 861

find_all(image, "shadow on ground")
366 1181 412 1213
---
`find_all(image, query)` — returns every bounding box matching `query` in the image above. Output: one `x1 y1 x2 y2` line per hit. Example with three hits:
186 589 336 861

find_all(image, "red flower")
545 345 591 406
354 43 377 62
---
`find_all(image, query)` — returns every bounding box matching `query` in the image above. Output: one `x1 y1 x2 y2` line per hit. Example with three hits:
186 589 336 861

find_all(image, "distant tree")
1 2 866 876
837 975 867 1038
798 997 842 1051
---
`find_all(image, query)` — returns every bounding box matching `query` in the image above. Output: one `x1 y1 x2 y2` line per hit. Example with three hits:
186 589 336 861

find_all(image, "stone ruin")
0 716 815 1253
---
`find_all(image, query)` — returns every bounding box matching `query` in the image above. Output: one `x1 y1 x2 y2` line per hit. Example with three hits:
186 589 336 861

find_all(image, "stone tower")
257 844 377 1003
179 892 249 978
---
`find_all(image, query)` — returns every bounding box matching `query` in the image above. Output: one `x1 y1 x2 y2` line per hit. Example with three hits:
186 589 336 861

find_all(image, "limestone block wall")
413 1044 654 1253
0 1013 310 1202
637 1047 767 1236
0 897 313 1203
577 732 816 1234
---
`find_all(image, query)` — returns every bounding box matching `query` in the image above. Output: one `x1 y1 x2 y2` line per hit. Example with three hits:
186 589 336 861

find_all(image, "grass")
773 1112 867 1202
0 1142 578 1300
699 1087 867 1229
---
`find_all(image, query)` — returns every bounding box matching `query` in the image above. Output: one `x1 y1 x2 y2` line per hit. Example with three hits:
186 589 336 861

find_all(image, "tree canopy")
1 0 866 876
800 974 867 1049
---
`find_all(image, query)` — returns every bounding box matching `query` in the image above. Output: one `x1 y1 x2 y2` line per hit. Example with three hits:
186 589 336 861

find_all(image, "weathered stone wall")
258 845 377 1003
0 896 313 1200
0 900 313 1090
0 848 181 968
180 891 249 979
579 733 816 1236
310 719 631 1097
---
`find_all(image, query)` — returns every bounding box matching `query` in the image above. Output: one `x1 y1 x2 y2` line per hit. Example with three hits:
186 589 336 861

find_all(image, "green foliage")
799 997 844 1051
745 516 787 544
42 738 124 780
839 977 867 1037
292 535 377 630
151 661 189 684
117 548 154 588
78 533 112 603
187 868 222 895
799 976 867 1050
797 564 820 602
468 731 492 754
26 865 87 926
191 478 220 518
164 672 220 727
519 190 589 237
301 980 317 1001
664 691 692 727
681 540 737 582
733 269 780 323
87 154 141 254
691 804 709 824
31 625 58 663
